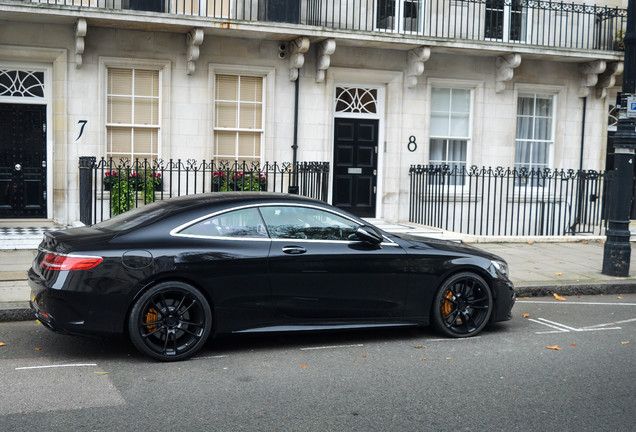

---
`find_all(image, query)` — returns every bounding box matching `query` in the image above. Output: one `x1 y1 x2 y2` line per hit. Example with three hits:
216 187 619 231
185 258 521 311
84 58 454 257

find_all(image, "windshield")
94 202 170 232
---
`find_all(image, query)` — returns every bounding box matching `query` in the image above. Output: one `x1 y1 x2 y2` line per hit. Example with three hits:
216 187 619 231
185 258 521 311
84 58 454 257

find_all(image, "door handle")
14 164 22 171
282 246 307 255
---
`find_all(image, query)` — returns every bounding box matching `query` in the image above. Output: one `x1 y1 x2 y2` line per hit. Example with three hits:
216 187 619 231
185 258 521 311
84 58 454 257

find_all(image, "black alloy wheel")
432 272 493 338
128 281 212 361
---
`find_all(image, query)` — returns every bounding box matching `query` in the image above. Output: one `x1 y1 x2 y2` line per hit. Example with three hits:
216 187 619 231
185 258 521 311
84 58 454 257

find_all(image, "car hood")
392 233 505 262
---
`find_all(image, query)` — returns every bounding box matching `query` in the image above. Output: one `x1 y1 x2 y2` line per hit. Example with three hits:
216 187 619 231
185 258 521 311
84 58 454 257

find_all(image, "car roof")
157 192 324 212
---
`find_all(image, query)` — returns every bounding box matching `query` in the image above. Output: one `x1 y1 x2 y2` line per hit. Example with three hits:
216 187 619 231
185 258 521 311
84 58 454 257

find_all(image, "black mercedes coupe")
29 192 515 361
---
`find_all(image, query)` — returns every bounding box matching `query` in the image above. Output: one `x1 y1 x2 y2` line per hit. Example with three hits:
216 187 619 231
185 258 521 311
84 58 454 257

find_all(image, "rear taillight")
41 253 103 271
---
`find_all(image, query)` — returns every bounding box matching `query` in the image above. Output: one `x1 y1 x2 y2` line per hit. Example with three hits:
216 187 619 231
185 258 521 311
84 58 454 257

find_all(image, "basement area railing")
79 157 329 225
27 1 627 52
409 165 610 236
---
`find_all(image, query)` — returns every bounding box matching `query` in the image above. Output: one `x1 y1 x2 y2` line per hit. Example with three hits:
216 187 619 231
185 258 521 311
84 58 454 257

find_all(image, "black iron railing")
409 165 610 236
79 157 329 224
26 1 627 52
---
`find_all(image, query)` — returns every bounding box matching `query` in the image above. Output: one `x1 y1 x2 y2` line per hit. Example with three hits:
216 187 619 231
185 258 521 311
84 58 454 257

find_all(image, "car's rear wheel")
432 272 493 338
128 281 212 361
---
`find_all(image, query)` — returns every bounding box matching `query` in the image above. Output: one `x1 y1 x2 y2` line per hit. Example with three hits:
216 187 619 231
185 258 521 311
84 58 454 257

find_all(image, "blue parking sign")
629 96 636 118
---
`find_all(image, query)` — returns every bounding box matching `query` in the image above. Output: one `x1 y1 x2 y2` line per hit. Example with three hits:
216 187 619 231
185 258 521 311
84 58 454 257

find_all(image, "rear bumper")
30 299 72 335
28 268 129 337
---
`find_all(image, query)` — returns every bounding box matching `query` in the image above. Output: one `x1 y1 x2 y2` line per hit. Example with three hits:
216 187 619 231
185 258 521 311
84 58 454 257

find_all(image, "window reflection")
260 206 359 241
180 208 267 238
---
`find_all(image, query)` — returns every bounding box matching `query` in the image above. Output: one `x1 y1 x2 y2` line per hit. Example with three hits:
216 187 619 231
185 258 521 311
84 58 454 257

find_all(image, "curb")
515 281 636 298
0 305 33 322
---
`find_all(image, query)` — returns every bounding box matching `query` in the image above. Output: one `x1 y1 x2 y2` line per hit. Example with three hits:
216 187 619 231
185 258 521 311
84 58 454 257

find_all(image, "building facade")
0 0 628 225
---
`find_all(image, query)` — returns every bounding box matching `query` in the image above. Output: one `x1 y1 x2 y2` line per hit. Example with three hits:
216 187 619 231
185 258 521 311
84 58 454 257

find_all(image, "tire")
431 272 493 338
128 281 212 361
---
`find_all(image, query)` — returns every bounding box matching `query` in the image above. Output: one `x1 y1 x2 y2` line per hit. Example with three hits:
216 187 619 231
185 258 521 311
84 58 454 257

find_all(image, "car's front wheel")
128 281 212 361
432 272 493 338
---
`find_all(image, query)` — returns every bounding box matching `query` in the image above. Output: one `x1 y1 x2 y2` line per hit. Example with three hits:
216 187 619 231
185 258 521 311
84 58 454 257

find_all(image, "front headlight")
491 260 509 277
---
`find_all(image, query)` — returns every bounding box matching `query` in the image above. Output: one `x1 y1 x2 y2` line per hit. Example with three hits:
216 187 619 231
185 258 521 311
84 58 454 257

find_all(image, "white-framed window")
429 87 471 185
485 0 528 42
213 74 264 164
515 93 554 173
376 0 422 34
171 0 230 18
105 67 161 162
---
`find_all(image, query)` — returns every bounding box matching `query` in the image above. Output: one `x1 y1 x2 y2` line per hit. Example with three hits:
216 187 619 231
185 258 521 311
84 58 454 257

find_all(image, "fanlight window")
335 87 378 114
0 70 45 98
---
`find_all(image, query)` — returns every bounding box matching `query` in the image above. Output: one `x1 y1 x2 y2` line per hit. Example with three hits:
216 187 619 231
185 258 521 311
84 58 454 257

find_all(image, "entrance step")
363 219 447 239
0 226 65 250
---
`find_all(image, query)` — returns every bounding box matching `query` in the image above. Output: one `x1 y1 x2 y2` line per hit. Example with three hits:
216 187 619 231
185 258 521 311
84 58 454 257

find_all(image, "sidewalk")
2 237 636 322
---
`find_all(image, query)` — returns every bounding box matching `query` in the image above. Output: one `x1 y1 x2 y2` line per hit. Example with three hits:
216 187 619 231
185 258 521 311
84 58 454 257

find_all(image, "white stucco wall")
0 19 619 224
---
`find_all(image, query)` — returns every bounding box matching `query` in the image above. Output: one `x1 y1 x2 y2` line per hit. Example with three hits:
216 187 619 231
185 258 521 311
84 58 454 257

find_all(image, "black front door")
333 118 378 218
0 104 47 218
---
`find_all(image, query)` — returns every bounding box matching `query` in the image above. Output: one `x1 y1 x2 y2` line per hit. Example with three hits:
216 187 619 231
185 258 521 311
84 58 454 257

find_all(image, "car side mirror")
355 226 383 244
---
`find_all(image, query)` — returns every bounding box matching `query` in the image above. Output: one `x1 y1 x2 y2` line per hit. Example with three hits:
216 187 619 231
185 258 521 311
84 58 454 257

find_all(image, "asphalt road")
1 294 635 432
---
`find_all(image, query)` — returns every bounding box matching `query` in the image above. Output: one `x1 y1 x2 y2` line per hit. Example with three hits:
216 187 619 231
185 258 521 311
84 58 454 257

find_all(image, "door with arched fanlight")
332 87 380 218
0 69 48 218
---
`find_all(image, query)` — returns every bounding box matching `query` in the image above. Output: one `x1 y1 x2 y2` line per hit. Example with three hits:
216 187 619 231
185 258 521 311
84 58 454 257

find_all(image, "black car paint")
29 192 514 341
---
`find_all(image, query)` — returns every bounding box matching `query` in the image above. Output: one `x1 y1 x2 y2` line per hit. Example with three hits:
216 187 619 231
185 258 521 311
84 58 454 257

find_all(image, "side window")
260 206 359 241
179 208 267 238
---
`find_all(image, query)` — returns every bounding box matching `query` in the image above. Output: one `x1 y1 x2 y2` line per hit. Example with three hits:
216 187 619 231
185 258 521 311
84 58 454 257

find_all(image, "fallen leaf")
35 348 41 351
361 355 367 358
420 358 427 361
556 261 564 264
546 345 562 350
617 296 623 299
571 344 577 347
0 342 6 347
413 345 427 349
527 241 534 245
620 341 631 345
93 372 108 375
301 365 307 369
553 293 567 301
555 272 563 276
446 357 452 360
522 313 530 318
581 241 589 245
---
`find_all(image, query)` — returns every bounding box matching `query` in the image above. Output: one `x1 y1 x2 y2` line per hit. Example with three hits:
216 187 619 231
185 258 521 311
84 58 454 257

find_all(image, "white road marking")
528 318 569 333
15 363 98 371
426 337 482 342
300 344 364 351
529 317 623 334
583 318 636 329
517 300 636 306
191 355 227 360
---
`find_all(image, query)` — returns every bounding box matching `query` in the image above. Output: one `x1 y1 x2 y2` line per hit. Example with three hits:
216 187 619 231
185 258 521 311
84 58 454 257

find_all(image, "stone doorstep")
0 219 56 228
0 271 28 282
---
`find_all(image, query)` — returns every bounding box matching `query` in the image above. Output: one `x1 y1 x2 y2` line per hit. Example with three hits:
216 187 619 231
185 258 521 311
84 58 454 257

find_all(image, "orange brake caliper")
442 291 454 317
144 308 158 332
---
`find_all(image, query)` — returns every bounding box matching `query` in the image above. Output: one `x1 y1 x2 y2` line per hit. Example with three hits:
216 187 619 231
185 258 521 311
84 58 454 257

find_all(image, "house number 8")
407 136 417 152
